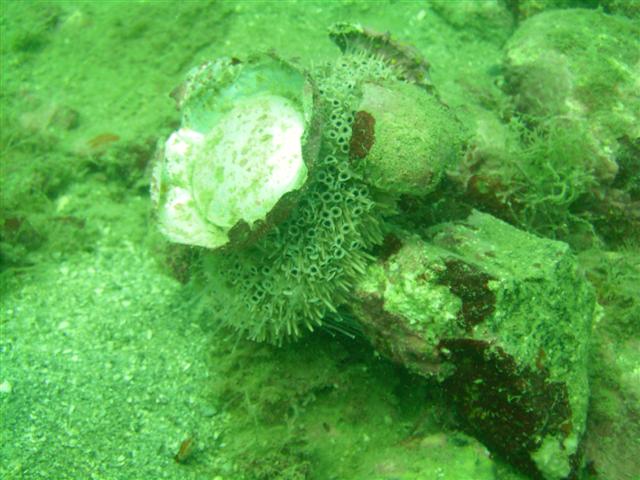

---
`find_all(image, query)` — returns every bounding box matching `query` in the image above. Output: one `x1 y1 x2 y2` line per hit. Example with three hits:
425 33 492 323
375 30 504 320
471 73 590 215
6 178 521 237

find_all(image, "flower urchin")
152 25 463 343
195 51 394 343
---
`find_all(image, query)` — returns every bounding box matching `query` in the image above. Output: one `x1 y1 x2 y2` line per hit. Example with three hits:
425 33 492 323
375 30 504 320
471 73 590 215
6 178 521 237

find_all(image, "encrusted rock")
329 23 464 197
353 80 463 196
352 210 596 479
503 9 640 184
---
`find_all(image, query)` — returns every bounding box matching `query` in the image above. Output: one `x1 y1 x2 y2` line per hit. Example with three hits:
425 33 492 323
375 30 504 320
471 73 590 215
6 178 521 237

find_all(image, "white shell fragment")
151 57 310 250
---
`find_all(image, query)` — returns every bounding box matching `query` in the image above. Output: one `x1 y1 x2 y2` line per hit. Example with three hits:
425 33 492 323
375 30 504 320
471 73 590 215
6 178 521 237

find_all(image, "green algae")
1 1 638 479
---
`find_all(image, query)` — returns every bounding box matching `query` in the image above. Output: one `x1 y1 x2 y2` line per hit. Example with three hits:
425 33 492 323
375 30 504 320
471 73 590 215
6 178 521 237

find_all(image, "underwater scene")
1 1 639 479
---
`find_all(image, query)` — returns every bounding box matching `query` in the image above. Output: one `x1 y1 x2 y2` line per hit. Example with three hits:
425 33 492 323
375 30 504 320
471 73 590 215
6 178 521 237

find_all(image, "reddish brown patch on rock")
435 258 496 331
438 338 575 480
349 111 375 160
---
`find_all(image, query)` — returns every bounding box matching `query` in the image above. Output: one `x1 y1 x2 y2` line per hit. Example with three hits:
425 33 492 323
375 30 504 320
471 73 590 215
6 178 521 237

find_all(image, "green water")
1 1 638 479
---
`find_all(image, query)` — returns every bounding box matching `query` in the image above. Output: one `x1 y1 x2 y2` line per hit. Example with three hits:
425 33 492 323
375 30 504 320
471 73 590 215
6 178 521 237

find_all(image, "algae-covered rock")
503 8 640 184
352 80 463 196
352 211 596 479
452 8 640 246
499 8 640 246
329 22 465 197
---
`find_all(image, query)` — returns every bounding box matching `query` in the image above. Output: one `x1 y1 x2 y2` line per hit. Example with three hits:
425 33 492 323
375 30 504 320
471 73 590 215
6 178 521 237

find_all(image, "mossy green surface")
357 80 464 196
355 211 595 478
209 331 502 480
504 9 639 133
1 1 638 479
374 211 595 384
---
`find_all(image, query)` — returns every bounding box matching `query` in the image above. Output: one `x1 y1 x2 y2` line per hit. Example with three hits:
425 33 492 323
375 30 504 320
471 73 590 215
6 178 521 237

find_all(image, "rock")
504 0 640 22
495 8 640 246
353 80 463 196
329 23 465 197
503 9 640 184
579 248 640 480
351 211 596 479
452 8 640 246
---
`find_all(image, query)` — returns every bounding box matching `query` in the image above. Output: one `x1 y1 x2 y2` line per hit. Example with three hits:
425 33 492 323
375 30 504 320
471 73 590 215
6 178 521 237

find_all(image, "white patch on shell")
153 93 307 249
